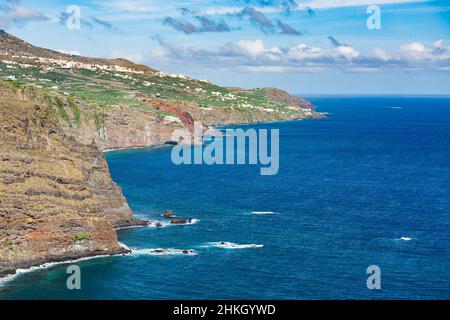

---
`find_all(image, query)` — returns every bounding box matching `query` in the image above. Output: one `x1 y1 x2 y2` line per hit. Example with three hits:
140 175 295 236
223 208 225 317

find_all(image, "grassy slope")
0 60 317 125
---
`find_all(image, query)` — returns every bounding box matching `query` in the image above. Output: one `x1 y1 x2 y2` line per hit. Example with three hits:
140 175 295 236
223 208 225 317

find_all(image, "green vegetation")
43 93 56 115
73 232 91 242
93 113 105 130
54 96 70 126
67 96 81 126
0 56 309 124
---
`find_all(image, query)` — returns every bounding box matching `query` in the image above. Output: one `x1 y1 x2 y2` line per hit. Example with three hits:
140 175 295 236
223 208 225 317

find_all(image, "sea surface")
1 96 450 299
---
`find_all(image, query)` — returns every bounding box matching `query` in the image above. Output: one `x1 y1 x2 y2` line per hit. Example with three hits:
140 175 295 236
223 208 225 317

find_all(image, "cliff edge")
0 83 139 277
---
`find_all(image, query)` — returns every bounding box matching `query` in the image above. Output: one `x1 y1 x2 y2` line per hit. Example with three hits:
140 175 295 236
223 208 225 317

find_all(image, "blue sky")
1 0 449 94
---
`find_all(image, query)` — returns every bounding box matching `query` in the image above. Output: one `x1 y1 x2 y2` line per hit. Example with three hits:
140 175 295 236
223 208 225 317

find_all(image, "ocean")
1 96 450 299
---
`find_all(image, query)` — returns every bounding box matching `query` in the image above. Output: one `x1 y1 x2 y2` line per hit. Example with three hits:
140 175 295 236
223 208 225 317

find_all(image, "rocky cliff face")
57 98 185 151
0 83 139 277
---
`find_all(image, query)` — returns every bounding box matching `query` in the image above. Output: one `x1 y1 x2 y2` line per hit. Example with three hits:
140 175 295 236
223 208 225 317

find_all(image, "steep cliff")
0 83 140 277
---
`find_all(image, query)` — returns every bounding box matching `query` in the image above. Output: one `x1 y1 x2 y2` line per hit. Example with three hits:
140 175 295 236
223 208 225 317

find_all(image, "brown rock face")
141 98 196 133
0 83 135 277
262 88 314 109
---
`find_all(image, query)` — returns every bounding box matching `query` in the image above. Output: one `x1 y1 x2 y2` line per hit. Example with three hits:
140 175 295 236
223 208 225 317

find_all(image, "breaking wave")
208 242 264 249
131 248 198 256
0 253 122 286
251 211 276 215
147 219 199 228
1 243 197 286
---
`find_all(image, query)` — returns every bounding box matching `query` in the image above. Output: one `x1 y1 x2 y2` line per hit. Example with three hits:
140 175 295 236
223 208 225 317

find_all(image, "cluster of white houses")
0 50 145 75
35 57 146 74
0 50 209 85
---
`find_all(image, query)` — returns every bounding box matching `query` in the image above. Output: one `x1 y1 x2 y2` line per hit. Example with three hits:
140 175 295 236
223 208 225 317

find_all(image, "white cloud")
101 0 161 13
399 42 430 60
150 38 450 73
0 5 48 28
199 0 428 16
303 0 428 9
286 44 325 61
373 48 390 61
333 46 360 59
223 39 267 59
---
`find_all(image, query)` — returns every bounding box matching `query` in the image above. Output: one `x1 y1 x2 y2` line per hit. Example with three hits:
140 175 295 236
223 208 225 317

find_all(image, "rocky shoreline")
0 79 323 280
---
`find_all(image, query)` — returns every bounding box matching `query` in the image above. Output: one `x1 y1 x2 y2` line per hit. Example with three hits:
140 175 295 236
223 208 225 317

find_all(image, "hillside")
0 31 323 277
0 30 321 147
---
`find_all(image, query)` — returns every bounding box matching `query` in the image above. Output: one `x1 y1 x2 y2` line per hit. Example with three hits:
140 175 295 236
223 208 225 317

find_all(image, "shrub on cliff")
73 232 91 242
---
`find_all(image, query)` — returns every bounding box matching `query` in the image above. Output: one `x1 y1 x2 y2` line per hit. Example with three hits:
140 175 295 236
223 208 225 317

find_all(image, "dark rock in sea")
170 218 187 225
164 141 178 146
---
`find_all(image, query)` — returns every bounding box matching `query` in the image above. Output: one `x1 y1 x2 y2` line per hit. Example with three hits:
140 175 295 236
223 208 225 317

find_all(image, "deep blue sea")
1 96 450 300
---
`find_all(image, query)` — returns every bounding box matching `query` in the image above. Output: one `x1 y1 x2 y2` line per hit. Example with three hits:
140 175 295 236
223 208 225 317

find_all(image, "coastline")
103 144 172 153
103 115 326 153
0 246 130 282
0 248 131 286
1 111 324 284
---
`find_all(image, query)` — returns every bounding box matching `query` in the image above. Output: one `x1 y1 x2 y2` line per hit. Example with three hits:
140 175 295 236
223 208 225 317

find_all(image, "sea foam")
251 211 276 215
0 253 122 286
131 248 198 256
209 242 264 249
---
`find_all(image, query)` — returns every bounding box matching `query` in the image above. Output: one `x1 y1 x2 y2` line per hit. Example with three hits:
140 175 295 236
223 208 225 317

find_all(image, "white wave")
116 225 146 231
0 244 197 286
251 211 276 215
118 242 131 251
186 219 199 225
147 220 169 228
131 248 198 256
400 237 413 241
102 146 148 153
0 253 123 286
148 218 200 228
209 242 264 249
168 218 199 226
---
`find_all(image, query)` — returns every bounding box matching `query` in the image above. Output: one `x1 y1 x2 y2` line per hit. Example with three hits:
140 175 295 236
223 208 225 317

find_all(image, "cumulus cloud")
149 37 450 73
